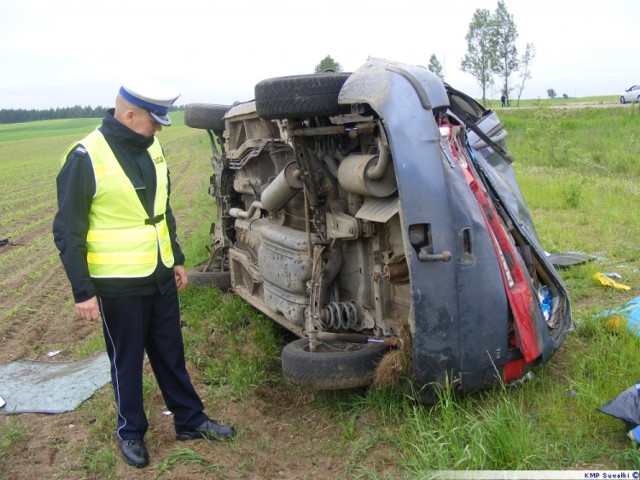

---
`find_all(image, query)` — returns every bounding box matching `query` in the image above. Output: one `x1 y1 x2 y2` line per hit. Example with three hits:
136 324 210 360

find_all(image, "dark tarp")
598 382 640 431
0 353 110 414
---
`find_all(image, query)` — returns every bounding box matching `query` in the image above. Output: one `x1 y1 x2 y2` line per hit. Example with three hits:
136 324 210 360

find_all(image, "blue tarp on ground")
0 353 110 414
597 297 640 442
598 296 640 335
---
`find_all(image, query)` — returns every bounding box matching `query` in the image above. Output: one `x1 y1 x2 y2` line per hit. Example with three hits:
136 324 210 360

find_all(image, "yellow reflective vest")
62 130 175 278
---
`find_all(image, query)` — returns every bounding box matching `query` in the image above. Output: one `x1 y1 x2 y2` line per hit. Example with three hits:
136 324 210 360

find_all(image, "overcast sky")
1 0 638 110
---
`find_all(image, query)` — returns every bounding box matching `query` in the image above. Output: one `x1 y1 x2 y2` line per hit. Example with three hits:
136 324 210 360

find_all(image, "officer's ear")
124 109 136 122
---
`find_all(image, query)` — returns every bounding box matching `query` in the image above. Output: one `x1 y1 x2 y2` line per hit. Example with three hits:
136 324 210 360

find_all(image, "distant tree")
515 43 535 106
0 105 109 124
547 88 557 99
427 54 445 80
490 0 519 106
314 55 343 73
461 8 496 106
563 93 569 99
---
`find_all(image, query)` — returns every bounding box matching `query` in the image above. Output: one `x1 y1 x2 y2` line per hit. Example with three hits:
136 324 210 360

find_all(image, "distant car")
620 85 640 104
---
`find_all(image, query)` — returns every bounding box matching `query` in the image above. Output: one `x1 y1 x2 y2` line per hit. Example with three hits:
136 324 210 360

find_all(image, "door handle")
418 248 452 263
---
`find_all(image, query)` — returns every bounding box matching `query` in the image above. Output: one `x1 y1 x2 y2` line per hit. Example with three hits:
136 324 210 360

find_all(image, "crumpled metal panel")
340 58 510 395
355 196 399 223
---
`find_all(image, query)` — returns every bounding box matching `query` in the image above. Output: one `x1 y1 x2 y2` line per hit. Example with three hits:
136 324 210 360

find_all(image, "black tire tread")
255 73 351 119
184 103 230 131
280 338 387 390
186 267 231 292
281 367 374 390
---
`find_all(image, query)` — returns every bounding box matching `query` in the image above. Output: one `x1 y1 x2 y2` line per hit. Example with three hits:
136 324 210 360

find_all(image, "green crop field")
1 105 639 477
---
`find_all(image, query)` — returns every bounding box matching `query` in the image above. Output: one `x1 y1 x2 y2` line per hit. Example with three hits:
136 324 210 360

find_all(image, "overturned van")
184 58 571 401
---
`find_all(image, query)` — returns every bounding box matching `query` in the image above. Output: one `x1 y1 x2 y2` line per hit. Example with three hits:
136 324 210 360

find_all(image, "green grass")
484 95 620 109
502 105 640 175
156 446 223 475
0 118 105 142
499 106 640 265
1 104 640 476
0 111 186 143
180 288 283 400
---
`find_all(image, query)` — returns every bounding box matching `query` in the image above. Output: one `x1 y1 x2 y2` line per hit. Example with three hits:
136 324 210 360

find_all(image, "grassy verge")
485 95 620 109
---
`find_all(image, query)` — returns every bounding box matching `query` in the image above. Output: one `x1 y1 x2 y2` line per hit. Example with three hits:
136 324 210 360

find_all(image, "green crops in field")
500 106 640 176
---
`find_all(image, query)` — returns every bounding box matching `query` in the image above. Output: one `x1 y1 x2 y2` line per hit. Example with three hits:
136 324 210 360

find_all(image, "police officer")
53 82 234 468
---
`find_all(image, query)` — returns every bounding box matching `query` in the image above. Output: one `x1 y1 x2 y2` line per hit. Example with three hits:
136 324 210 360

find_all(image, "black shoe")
119 439 149 468
176 419 235 441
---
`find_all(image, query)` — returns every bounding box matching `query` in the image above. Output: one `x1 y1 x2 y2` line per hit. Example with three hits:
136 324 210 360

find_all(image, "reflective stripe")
87 252 157 265
87 229 157 242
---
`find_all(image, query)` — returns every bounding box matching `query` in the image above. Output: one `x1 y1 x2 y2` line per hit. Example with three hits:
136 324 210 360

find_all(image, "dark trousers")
98 285 207 440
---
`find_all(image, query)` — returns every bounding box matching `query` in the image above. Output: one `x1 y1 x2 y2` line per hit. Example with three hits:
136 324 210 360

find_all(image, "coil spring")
322 301 361 330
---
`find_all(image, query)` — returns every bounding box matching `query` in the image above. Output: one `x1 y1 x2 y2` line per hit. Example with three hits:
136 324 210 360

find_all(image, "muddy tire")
184 103 230 131
281 338 387 390
186 265 231 292
254 73 351 119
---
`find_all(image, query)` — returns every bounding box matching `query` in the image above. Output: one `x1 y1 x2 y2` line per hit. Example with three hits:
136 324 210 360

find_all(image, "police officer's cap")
119 81 180 126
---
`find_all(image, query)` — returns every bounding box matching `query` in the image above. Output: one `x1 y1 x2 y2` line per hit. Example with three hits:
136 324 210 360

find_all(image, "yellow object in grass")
592 272 631 291
604 314 627 332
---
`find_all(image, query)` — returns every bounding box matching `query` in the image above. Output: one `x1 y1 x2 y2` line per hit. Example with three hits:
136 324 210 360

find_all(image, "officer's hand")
174 265 188 292
76 296 100 322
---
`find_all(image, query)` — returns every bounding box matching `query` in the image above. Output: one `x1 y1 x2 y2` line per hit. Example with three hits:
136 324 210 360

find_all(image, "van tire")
184 103 230 132
186 264 231 292
281 338 387 390
255 73 351 119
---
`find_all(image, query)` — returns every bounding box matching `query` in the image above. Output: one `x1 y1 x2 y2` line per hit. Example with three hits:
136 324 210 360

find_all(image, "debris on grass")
597 296 640 335
598 382 640 443
373 323 412 388
592 272 631 291
602 272 623 280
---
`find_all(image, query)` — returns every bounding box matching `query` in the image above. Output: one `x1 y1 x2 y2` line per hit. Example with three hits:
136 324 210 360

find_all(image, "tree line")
0 105 109 124
0 105 185 125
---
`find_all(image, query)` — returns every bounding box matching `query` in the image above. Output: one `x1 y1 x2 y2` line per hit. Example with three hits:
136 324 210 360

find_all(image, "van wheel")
255 73 351 119
186 261 231 292
281 338 387 390
184 103 230 132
